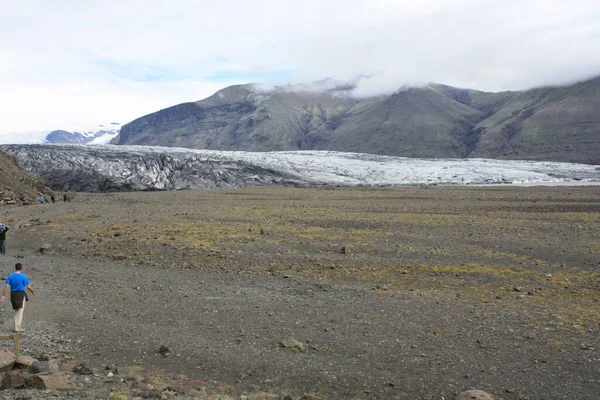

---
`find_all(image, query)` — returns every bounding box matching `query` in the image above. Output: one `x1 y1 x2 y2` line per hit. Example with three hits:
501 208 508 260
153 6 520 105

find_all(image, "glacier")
2 144 599 192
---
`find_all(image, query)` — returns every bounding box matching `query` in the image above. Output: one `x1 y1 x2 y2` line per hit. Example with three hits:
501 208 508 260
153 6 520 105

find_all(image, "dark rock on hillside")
114 77 600 164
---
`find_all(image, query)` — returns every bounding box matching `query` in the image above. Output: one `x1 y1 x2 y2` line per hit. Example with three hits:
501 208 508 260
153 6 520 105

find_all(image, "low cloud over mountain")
113 77 600 165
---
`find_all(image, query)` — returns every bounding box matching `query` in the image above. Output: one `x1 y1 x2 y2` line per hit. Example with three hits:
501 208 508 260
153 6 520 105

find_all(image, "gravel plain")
0 186 599 399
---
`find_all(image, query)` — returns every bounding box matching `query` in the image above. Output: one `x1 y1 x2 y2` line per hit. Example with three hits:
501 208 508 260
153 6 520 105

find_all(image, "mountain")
113 77 600 164
0 149 49 205
3 144 599 193
46 123 120 145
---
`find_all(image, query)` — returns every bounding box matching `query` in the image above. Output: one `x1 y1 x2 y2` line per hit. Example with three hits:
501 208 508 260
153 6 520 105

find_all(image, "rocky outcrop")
0 149 49 205
114 77 600 164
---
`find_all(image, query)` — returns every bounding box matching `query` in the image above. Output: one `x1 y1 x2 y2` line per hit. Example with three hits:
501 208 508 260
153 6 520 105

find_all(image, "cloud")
0 80 229 133
1 0 600 133
277 76 367 94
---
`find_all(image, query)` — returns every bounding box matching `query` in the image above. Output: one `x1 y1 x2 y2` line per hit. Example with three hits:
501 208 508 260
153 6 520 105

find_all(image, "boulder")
73 362 93 375
39 243 52 254
15 354 35 367
104 363 119 374
455 390 494 400
25 373 72 390
0 370 26 389
30 360 59 374
157 345 170 356
280 337 305 352
0 349 16 373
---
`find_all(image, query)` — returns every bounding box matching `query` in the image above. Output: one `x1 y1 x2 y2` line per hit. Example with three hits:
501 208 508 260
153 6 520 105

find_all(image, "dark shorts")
10 291 25 310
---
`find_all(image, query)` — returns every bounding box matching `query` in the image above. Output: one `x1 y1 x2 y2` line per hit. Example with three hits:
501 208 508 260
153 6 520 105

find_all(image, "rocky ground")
0 185 598 399
0 150 49 206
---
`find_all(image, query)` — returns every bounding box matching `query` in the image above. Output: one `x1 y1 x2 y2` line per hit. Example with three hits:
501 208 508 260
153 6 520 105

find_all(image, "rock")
73 362 93 375
15 354 35 367
30 360 59 374
0 348 17 373
5 200 16 205
134 387 163 398
113 254 127 260
158 345 170 356
105 363 118 374
39 243 52 254
280 337 305 352
455 389 494 400
0 370 26 389
25 373 72 390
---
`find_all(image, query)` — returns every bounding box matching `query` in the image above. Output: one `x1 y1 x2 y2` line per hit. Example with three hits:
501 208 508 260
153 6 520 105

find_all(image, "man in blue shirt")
1 263 36 333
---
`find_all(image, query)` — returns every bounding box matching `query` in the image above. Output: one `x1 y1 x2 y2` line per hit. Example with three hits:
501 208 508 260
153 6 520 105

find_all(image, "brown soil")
0 185 599 399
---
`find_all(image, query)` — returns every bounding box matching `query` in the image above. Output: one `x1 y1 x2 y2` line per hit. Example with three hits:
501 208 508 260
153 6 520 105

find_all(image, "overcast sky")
1 0 599 134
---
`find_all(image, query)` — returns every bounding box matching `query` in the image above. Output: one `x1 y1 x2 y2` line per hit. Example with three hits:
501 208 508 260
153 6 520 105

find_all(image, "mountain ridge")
113 77 600 164
46 123 120 145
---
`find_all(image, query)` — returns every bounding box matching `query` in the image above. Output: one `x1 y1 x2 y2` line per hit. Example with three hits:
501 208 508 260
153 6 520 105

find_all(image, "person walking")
1 263 36 333
0 224 8 254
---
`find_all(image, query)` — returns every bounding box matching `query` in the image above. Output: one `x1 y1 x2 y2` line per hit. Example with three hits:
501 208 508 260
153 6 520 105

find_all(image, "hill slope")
114 77 600 164
470 77 600 164
0 149 48 205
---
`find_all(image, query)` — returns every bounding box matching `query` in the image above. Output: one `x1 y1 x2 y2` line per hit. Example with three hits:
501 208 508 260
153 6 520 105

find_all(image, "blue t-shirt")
6 273 29 292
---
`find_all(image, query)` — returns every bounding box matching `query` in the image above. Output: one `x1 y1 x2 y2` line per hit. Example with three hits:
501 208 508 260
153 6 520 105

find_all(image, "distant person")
1 263 36 333
63 194 68 202
39 196 45 204
50 193 56 203
0 224 8 254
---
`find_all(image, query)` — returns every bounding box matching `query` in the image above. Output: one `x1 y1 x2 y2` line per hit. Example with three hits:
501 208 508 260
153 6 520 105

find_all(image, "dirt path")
1 186 599 399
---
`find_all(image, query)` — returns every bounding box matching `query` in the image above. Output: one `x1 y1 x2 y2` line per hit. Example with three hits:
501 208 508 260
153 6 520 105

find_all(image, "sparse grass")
29 185 600 333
